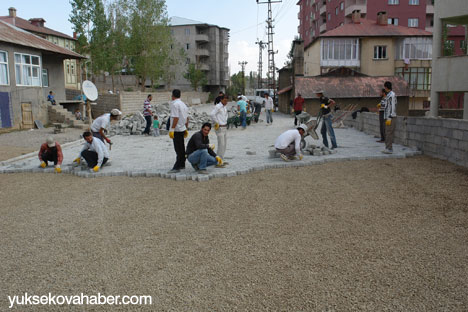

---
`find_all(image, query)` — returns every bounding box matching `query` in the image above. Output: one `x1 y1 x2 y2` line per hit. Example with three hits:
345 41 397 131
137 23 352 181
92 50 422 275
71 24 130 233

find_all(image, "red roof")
295 76 409 99
0 16 75 40
321 19 432 38
0 21 85 59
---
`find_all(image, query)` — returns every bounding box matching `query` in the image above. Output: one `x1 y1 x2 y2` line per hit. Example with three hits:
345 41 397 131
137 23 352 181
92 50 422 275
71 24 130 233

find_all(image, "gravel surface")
1 156 468 311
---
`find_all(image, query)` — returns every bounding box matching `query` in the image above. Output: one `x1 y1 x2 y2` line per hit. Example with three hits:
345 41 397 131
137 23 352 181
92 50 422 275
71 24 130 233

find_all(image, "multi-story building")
298 0 435 47
0 7 80 91
168 17 230 94
303 12 432 109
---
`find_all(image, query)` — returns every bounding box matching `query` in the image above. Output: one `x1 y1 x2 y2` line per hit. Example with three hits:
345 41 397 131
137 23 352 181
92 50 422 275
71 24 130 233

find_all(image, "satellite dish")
82 80 98 101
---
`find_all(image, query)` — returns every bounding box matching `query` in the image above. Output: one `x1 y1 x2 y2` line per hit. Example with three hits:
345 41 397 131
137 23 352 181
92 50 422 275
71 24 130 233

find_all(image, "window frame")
408 18 419 28
388 0 399 4
42 68 49 87
373 46 388 59
395 67 431 91
14 52 42 87
0 50 9 86
409 0 419 5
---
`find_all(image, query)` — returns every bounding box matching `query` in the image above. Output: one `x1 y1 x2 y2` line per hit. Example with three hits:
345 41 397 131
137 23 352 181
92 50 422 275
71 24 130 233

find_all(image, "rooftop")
169 16 229 30
0 15 75 40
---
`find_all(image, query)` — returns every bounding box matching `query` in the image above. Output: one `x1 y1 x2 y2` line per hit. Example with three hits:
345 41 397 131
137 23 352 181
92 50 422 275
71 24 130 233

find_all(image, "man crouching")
186 123 223 174
274 124 307 161
73 131 109 172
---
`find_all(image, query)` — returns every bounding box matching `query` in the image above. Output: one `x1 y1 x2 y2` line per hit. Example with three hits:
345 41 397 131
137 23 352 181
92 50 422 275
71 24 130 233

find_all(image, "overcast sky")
0 0 299 76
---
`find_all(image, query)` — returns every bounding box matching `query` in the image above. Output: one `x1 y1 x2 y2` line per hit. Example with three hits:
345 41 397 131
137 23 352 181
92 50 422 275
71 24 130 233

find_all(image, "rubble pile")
108 102 212 136
268 145 337 158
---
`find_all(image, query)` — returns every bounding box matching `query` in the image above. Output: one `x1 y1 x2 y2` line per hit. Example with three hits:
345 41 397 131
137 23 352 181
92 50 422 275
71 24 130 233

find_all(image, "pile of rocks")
108 102 212 136
268 144 337 158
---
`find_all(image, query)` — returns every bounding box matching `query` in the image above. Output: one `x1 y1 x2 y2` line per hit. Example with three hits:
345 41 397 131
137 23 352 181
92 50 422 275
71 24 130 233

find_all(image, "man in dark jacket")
186 123 223 173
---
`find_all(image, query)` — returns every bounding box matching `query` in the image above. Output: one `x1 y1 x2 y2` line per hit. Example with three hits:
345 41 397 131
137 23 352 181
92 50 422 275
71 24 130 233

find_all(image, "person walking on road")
186 123 224 173
264 93 274 125
237 96 248 129
90 109 122 144
142 94 153 135
168 89 189 173
382 81 397 154
38 136 63 173
275 124 307 161
377 88 387 143
315 90 337 149
293 93 305 126
210 94 229 164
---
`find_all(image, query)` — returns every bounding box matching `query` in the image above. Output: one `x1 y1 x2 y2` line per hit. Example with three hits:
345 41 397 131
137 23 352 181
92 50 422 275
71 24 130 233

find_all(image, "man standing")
142 94 153 135
214 91 224 105
186 123 223 174
237 96 248 129
315 90 337 149
377 88 387 143
275 124 307 161
210 94 229 164
90 108 122 144
168 89 189 173
293 93 305 126
73 131 109 172
264 93 274 125
38 136 63 173
383 81 397 154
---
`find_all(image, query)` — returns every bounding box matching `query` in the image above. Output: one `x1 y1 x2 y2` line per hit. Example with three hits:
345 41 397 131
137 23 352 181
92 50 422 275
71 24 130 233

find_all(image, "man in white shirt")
274 124 307 161
210 94 229 166
90 109 122 144
264 93 274 125
73 131 110 172
168 89 189 173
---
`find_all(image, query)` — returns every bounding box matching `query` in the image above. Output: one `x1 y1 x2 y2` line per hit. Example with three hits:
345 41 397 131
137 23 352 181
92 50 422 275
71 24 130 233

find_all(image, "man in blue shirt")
237 96 248 129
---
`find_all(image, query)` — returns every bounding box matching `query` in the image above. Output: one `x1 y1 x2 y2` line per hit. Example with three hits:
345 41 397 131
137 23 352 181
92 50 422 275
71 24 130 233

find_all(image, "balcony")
345 4 367 17
320 23 327 33
196 49 210 57
198 63 210 71
321 59 360 67
320 5 326 16
195 34 209 42
426 4 434 15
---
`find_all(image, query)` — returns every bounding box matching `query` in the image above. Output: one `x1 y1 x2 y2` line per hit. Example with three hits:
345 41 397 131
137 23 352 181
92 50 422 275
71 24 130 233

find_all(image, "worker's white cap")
46 136 55 147
111 109 122 116
298 124 308 132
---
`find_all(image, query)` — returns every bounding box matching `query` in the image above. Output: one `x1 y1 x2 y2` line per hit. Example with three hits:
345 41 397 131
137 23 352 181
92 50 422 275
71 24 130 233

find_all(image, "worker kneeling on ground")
186 122 224 174
73 131 109 172
39 136 63 173
274 124 307 162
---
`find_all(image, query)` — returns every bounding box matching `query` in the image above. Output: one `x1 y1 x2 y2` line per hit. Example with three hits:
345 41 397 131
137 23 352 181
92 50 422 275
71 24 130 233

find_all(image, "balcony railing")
198 64 210 71
320 5 326 15
196 49 210 57
320 59 360 67
426 4 434 14
320 23 327 33
195 34 209 42
345 4 367 17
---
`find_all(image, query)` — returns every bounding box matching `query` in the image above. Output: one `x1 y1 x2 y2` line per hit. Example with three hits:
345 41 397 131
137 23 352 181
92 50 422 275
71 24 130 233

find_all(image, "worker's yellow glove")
209 144 215 150
169 131 174 139
93 165 100 172
184 130 189 138
320 104 325 108
40 161 46 168
303 107 306 112
54 165 61 173
377 103 381 109
73 157 81 164
385 119 392 126
291 108 294 113
214 123 220 131
237 112 241 116
298 154 303 160
216 156 223 165
271 109 274 113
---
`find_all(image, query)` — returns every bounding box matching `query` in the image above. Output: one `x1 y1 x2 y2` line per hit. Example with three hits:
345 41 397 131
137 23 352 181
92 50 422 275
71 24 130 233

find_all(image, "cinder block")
197 175 209 182
458 140 468 152
175 175 187 181
452 130 464 140
449 139 459 149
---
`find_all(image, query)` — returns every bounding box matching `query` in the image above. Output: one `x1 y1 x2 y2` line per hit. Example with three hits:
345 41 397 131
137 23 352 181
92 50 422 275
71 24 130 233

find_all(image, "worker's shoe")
280 154 291 162
191 163 199 171
197 169 208 174
168 169 180 173
382 149 393 154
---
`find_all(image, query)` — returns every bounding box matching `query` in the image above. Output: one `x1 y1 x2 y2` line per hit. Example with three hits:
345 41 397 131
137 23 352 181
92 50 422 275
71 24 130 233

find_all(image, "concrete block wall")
344 112 468 168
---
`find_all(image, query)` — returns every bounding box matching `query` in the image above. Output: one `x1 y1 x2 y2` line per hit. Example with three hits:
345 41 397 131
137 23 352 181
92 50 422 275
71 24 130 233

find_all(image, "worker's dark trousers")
81 150 108 168
379 110 386 141
294 110 302 125
172 131 186 170
143 115 152 134
92 131 105 142
41 148 58 165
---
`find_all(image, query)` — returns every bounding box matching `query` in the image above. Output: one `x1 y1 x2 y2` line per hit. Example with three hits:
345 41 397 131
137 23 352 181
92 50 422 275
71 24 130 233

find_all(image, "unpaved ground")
1 156 468 311
0 127 83 161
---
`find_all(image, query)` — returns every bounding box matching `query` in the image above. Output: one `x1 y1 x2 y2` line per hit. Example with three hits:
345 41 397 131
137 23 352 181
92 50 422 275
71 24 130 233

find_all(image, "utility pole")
255 40 267 89
257 0 281 101
238 61 248 95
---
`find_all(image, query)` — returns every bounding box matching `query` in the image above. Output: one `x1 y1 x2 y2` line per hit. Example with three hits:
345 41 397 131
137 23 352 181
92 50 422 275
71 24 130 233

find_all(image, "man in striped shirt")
142 94 153 135
382 81 397 154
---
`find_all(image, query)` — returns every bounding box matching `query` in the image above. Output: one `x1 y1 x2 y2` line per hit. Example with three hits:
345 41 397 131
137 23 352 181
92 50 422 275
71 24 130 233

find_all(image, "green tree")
226 72 244 98
184 63 208 91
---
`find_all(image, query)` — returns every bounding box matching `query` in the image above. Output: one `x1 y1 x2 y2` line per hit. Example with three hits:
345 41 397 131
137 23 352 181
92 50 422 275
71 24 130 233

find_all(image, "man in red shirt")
293 93 305 126
38 136 63 173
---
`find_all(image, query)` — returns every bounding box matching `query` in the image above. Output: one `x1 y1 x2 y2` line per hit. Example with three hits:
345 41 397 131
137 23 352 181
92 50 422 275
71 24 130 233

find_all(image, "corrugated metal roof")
0 16 75 40
295 76 409 99
0 20 85 59
321 19 432 38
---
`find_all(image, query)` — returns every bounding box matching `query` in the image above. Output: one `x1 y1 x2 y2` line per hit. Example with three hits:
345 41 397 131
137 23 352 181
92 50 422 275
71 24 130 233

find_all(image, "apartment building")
298 0 435 47
0 7 80 91
169 17 230 94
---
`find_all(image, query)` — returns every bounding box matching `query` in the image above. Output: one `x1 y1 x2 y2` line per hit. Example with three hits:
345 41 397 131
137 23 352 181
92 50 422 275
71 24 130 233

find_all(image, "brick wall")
344 112 468 168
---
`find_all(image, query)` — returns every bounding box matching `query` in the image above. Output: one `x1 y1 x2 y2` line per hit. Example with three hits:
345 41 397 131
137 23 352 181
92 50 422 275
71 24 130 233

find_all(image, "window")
388 0 399 4
42 69 48 87
374 46 387 59
408 18 419 27
321 38 360 62
395 67 431 90
185 28 190 35
14 53 41 86
409 0 419 4
186 58 190 64
186 43 190 50
396 37 432 59
328 13 331 20
0 51 9 85
335 7 338 15
388 17 399 25
340 2 344 10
